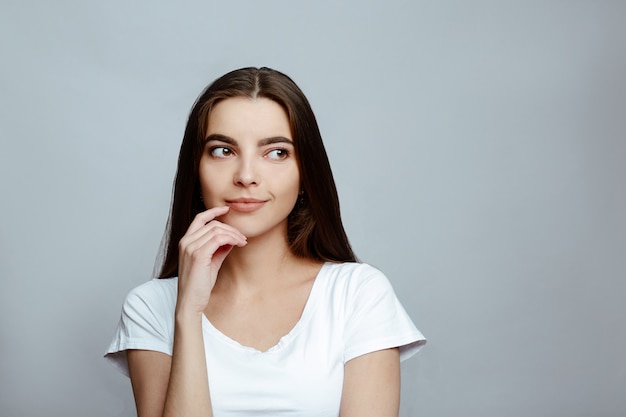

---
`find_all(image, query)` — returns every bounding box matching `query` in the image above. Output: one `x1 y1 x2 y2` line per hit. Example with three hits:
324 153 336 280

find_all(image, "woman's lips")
226 199 267 213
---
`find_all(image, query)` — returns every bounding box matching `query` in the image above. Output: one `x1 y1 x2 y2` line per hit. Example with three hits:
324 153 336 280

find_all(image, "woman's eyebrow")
258 136 293 146
204 134 236 145
204 134 293 147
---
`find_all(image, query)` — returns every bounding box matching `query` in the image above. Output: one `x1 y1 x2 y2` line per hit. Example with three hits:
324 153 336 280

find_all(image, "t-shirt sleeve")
343 266 426 363
104 280 175 377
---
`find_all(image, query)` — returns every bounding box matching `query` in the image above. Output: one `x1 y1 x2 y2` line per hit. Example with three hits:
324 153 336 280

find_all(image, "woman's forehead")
205 97 292 140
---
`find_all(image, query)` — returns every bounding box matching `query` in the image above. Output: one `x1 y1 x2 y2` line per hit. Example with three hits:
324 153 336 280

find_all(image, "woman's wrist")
174 305 205 324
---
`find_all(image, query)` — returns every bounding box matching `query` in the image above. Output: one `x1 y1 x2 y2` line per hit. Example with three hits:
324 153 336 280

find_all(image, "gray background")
1 1 624 416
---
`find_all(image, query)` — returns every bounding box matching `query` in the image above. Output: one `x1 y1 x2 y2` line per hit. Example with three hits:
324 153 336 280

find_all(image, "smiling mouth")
226 199 267 213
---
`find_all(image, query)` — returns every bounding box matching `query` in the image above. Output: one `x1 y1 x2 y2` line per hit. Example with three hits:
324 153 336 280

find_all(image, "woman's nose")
233 157 258 186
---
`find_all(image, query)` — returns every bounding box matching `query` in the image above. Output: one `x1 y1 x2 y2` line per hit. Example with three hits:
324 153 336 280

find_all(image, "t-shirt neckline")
201 262 331 354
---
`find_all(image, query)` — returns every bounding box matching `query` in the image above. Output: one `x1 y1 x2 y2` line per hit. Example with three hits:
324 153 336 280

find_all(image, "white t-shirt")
105 262 426 416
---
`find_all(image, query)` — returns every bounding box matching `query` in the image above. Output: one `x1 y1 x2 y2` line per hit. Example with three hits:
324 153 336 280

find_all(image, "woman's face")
199 97 300 240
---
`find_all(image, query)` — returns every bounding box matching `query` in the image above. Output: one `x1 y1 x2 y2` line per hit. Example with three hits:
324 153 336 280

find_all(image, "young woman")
105 67 425 417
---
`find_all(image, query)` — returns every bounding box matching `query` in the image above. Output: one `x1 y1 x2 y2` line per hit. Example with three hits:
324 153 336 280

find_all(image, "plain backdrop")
1 1 625 416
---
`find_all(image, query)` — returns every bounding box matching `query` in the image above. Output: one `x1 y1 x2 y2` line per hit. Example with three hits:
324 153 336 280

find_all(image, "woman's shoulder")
319 262 394 294
322 261 387 281
121 277 178 315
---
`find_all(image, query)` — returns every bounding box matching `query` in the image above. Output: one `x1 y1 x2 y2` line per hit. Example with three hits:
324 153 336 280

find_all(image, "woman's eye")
210 146 233 158
267 148 289 160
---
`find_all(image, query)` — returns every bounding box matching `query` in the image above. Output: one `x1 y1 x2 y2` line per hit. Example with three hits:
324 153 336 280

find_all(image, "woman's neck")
215 228 312 293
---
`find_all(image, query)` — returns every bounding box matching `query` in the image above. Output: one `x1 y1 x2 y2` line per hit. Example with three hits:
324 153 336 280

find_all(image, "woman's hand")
176 206 247 317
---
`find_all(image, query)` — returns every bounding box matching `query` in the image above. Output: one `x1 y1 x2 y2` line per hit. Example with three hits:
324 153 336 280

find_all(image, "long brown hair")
158 67 356 278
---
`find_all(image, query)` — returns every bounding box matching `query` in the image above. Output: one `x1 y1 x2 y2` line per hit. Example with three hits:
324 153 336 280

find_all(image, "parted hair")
158 67 356 278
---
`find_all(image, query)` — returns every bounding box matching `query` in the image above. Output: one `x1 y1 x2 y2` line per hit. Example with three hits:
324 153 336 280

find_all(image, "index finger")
186 206 230 234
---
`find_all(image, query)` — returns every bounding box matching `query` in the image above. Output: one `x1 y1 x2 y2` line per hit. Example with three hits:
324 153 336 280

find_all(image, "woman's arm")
128 350 171 417
339 348 401 417
127 314 211 417
128 206 247 417
162 312 212 416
